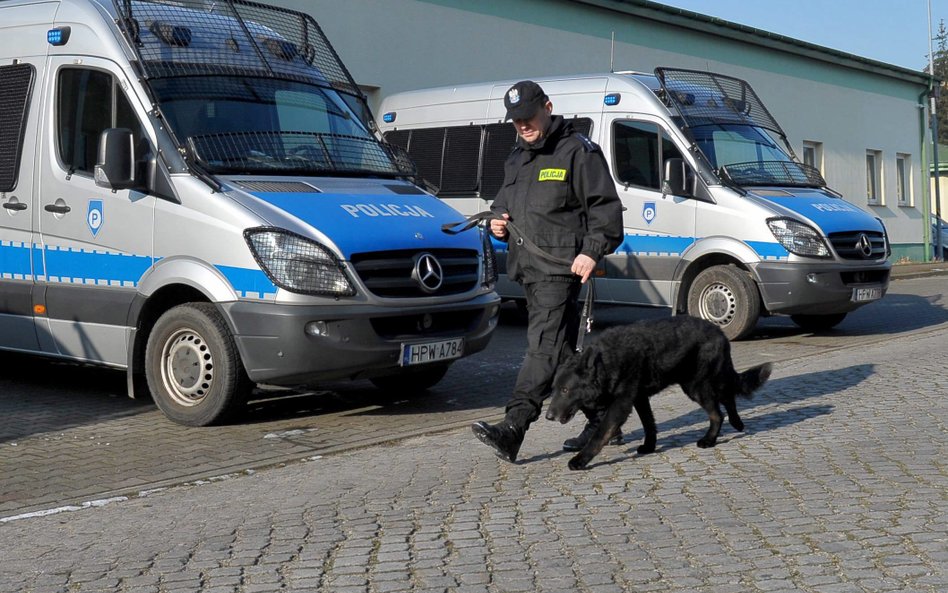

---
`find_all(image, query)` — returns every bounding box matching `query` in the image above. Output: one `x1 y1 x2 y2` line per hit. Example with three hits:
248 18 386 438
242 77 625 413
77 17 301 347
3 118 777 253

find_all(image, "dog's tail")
736 363 772 398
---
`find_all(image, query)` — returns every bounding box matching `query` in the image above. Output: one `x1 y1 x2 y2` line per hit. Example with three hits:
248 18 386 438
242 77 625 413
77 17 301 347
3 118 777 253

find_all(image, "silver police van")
379 70 891 340
0 0 500 425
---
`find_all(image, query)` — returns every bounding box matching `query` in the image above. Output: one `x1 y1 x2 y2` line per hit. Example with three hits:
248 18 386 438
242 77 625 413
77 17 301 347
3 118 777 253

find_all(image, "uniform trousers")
504 280 582 429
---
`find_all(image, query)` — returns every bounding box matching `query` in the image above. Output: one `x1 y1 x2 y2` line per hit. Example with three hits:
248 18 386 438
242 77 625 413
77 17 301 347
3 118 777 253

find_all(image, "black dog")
546 315 772 470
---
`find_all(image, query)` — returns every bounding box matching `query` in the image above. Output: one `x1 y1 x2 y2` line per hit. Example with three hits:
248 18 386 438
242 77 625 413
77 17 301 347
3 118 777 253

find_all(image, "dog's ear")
582 347 604 375
590 350 606 379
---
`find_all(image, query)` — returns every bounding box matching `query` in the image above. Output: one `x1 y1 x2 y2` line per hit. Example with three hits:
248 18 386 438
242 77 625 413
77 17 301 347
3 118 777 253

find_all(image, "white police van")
379 69 891 340
0 0 500 425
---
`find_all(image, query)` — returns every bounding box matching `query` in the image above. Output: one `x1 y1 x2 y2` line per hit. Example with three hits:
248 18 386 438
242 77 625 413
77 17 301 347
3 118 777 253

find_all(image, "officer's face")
512 101 553 144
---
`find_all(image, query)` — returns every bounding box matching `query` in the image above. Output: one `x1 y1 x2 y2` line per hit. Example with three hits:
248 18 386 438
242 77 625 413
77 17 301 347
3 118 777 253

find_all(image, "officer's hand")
491 213 510 239
572 254 597 283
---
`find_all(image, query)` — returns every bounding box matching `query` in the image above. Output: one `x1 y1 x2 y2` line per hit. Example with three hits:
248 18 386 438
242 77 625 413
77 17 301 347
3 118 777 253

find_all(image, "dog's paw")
697 437 717 448
730 418 745 432
568 455 590 471
636 443 656 455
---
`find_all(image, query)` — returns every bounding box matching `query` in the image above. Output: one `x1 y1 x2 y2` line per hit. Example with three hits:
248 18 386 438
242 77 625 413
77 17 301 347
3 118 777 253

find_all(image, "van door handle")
3 202 27 211
44 203 72 214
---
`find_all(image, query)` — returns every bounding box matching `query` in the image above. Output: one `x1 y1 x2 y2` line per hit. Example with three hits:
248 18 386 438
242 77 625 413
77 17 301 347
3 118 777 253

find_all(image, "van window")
0 64 36 192
613 120 682 190
58 68 146 175
383 117 592 199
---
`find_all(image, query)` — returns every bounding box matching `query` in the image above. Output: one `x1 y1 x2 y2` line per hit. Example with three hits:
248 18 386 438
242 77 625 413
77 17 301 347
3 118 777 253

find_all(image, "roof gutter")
572 0 932 87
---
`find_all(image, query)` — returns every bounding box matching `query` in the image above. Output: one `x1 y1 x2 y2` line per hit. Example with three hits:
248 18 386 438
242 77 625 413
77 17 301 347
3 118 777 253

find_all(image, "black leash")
443 211 596 351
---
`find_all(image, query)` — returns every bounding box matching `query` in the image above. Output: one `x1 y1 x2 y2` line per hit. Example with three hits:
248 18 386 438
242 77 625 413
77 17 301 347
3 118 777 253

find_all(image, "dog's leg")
569 400 633 470
723 394 744 432
633 396 657 455
697 396 723 448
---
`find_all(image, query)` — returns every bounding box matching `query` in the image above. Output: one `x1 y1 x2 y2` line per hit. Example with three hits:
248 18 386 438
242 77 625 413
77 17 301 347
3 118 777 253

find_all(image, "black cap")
504 80 548 121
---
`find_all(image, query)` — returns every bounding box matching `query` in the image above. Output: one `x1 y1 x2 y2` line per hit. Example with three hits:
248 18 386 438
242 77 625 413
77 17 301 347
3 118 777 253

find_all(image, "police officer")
472 80 624 462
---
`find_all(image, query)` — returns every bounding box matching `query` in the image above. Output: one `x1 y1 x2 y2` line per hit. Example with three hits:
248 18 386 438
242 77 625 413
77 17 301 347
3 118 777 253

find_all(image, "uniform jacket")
491 115 623 284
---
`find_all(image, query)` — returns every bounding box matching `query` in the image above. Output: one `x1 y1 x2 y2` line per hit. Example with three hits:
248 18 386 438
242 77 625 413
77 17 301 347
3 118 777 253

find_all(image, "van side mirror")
94 128 136 190
662 158 693 198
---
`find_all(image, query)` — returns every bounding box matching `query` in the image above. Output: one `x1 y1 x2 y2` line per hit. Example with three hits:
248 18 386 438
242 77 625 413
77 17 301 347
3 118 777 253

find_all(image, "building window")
896 153 911 206
802 140 823 174
866 150 882 205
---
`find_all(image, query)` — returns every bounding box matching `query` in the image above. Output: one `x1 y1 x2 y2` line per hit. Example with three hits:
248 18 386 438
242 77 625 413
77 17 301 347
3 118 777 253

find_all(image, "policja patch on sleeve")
538 168 567 182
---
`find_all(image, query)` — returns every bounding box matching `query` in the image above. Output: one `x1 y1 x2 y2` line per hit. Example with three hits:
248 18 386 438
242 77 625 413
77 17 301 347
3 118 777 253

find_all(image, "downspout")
920 88 933 262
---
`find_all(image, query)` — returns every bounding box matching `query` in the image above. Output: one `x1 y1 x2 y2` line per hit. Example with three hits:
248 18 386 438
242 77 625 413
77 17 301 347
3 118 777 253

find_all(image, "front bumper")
751 260 891 316
221 292 501 385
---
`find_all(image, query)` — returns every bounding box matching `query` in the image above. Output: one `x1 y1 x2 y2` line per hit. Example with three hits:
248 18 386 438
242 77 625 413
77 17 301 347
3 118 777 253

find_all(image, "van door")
36 58 155 365
604 115 696 306
0 62 41 352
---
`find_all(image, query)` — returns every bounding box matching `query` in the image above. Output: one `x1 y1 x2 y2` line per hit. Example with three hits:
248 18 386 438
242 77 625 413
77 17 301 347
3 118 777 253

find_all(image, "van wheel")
687 265 760 341
146 303 252 426
790 313 847 332
370 363 451 393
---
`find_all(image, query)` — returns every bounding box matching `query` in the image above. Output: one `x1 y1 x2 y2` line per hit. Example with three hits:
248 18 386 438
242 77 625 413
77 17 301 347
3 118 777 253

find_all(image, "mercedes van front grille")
351 249 480 298
828 231 887 260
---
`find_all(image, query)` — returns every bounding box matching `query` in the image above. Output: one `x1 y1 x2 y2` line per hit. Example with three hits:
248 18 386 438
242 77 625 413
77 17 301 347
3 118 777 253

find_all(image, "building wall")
275 0 933 260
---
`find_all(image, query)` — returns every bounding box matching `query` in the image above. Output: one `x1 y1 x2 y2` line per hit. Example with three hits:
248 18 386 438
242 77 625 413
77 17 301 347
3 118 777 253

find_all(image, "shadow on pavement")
0 353 152 444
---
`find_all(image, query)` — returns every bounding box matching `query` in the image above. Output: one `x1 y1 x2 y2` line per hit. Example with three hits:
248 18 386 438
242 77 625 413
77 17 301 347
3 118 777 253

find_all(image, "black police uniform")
492 114 623 431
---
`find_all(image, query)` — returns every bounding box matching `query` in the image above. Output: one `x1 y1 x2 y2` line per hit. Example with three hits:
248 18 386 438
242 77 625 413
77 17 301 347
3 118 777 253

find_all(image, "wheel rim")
698 281 737 326
160 328 214 407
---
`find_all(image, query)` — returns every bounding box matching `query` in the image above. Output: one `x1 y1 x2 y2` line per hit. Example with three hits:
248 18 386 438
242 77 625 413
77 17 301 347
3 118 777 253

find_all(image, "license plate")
400 338 464 366
852 287 882 302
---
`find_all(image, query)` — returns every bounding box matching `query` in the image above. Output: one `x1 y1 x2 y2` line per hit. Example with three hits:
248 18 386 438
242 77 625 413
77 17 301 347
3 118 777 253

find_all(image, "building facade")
274 0 937 261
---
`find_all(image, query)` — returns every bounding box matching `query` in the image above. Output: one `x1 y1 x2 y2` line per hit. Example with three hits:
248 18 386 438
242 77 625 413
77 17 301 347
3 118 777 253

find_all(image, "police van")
378 70 891 340
0 0 500 425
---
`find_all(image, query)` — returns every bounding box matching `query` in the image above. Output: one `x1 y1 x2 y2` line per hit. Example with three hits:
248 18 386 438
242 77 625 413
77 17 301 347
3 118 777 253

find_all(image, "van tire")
687 265 760 341
145 303 252 426
370 363 451 393
790 313 847 332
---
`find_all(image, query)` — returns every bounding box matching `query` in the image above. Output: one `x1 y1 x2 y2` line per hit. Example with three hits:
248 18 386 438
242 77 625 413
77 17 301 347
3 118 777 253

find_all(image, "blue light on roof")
604 93 621 107
383 112 396 123
47 27 71 46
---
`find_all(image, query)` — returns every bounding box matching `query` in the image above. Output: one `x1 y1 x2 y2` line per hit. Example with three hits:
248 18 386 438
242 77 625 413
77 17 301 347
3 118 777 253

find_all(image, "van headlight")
766 218 831 258
481 229 498 287
244 228 356 296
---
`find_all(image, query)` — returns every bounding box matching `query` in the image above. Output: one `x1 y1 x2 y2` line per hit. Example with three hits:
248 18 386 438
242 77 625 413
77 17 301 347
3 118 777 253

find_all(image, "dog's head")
545 347 606 424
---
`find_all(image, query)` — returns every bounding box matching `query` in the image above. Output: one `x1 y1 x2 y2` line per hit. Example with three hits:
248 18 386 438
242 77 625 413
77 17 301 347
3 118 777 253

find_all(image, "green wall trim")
890 243 928 263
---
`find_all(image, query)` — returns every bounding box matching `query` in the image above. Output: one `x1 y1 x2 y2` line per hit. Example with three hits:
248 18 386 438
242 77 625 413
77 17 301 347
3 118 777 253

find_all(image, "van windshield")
150 77 401 177
690 124 825 188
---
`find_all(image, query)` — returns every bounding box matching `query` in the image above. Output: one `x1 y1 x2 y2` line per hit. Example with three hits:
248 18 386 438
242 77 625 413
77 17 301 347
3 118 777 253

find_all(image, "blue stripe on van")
44 246 154 285
492 233 789 261
747 241 791 261
216 265 277 298
0 241 33 279
615 234 695 256
1 242 276 298
32 244 45 278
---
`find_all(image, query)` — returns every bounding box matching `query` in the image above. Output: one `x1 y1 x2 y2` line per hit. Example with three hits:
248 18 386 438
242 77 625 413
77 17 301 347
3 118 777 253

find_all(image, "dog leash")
443 211 596 352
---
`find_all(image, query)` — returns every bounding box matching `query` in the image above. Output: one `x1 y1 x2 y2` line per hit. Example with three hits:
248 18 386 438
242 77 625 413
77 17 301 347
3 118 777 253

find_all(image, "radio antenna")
610 31 615 72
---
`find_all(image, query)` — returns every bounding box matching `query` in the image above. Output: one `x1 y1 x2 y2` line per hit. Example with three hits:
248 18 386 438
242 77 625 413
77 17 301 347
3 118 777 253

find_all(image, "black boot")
472 421 524 463
562 419 622 452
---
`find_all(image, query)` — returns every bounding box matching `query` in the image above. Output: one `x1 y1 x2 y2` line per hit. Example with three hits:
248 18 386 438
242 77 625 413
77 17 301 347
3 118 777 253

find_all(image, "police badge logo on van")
87 200 104 237
643 202 656 225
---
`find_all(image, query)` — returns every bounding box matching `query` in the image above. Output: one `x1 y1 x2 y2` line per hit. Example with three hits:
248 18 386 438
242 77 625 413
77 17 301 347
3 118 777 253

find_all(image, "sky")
656 0 947 72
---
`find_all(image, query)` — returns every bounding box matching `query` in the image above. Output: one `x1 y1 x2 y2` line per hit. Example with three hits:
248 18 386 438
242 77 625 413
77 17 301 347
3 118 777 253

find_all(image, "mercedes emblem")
856 233 873 258
412 253 443 293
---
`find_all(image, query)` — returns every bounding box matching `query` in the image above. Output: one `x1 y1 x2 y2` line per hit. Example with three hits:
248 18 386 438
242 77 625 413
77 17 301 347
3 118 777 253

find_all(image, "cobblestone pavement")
0 289 946 592
2 276 948 518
